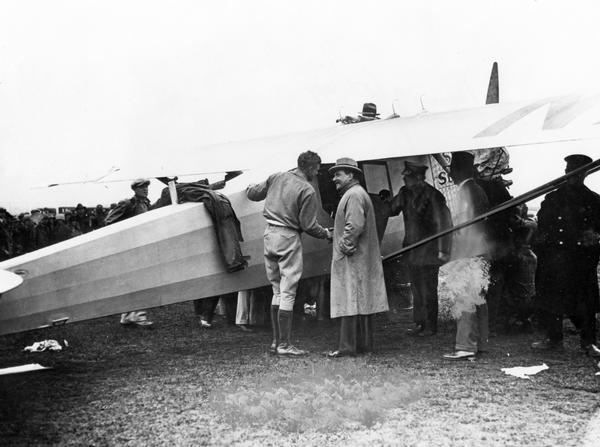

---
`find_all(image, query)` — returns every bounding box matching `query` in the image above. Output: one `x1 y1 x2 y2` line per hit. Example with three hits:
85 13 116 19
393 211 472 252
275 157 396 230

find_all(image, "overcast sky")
1 0 600 212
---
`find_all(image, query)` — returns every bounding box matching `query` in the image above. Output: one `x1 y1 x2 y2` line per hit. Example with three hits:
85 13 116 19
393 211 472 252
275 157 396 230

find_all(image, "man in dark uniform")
390 161 453 336
532 154 600 357
106 178 154 327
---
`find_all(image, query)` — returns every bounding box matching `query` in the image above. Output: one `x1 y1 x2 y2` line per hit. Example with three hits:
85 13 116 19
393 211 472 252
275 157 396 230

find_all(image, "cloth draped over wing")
153 182 247 273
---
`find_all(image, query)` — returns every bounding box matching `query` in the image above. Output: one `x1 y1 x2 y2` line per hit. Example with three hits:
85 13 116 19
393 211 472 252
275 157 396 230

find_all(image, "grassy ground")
1 302 599 446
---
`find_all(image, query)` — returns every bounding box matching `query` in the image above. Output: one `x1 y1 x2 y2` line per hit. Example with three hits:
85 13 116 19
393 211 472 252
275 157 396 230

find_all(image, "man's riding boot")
277 309 307 356
269 305 279 354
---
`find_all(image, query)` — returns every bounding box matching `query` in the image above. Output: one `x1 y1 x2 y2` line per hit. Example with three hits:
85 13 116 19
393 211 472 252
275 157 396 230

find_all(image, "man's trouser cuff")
271 294 280 306
279 294 295 312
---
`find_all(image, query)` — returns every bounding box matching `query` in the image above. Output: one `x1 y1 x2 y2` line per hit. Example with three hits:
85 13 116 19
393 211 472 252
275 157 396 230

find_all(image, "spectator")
105 179 154 327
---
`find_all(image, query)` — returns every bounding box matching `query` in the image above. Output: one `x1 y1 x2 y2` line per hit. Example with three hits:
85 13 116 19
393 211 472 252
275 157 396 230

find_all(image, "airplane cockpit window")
316 164 338 216
362 162 393 195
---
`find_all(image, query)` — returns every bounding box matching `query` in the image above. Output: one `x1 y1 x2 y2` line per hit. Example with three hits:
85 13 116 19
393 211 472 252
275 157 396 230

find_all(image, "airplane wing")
157 93 600 188
34 93 600 191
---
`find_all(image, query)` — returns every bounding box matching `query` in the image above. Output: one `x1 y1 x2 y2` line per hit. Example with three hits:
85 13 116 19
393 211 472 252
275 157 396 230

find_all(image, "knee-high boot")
270 305 279 354
277 309 307 356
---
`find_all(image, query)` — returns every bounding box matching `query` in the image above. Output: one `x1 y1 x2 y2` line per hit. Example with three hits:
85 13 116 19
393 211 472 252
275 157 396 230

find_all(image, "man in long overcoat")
532 154 600 357
390 161 452 336
328 158 389 357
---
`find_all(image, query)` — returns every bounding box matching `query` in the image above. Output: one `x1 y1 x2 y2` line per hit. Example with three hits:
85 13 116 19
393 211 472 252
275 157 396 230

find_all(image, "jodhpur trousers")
263 225 303 312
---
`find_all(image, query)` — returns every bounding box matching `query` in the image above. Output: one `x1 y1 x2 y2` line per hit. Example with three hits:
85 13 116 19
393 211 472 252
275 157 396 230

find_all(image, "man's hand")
325 228 333 241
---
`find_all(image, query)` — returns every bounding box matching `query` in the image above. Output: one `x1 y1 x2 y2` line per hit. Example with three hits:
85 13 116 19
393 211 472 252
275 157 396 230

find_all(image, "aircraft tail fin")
486 62 499 104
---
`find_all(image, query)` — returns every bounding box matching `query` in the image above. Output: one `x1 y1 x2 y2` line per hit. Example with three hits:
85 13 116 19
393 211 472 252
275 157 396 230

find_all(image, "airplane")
2 63 600 336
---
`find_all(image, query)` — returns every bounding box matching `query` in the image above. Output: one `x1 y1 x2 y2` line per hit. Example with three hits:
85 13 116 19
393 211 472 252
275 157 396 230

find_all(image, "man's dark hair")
297 151 322 171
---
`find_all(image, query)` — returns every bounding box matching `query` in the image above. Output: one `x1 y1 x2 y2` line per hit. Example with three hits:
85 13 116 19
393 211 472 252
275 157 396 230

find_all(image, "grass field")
1 302 599 446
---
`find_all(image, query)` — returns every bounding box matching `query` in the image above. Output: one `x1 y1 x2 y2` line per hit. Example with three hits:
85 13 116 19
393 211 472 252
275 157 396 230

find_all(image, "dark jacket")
476 178 519 259
390 182 453 265
535 183 600 315
153 182 247 273
105 196 150 225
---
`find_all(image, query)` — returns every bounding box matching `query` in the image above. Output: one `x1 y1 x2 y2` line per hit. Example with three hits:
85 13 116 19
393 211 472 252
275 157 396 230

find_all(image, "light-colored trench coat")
330 183 389 318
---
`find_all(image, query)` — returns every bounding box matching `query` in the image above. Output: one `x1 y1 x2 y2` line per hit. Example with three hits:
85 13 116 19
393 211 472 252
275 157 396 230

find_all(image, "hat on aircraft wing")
402 161 428 176
564 154 593 172
359 103 380 118
131 178 150 189
328 157 363 175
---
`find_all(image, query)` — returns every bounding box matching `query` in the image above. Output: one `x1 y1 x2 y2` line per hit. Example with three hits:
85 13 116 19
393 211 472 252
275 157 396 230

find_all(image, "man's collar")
339 179 360 196
291 168 309 182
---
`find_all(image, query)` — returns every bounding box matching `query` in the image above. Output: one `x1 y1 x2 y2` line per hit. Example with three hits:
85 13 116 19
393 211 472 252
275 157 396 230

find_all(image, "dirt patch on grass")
1 303 599 446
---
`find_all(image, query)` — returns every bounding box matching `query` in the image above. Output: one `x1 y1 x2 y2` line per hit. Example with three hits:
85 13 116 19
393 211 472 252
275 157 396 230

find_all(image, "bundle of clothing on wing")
153 180 247 273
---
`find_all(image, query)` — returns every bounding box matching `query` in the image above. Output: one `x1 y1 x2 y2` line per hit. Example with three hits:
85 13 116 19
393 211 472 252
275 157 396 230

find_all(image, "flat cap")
131 178 150 189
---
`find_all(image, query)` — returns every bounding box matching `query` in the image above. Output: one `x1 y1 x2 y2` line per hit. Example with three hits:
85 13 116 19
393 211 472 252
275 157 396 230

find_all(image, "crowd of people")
0 203 112 261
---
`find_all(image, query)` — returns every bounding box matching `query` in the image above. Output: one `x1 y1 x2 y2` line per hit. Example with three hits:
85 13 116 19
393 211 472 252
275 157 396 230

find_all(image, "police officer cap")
131 178 150 189
402 161 428 176
451 151 475 167
564 154 593 172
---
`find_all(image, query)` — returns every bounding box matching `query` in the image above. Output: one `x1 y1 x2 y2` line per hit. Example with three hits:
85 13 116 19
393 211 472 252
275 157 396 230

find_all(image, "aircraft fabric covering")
154 182 248 273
